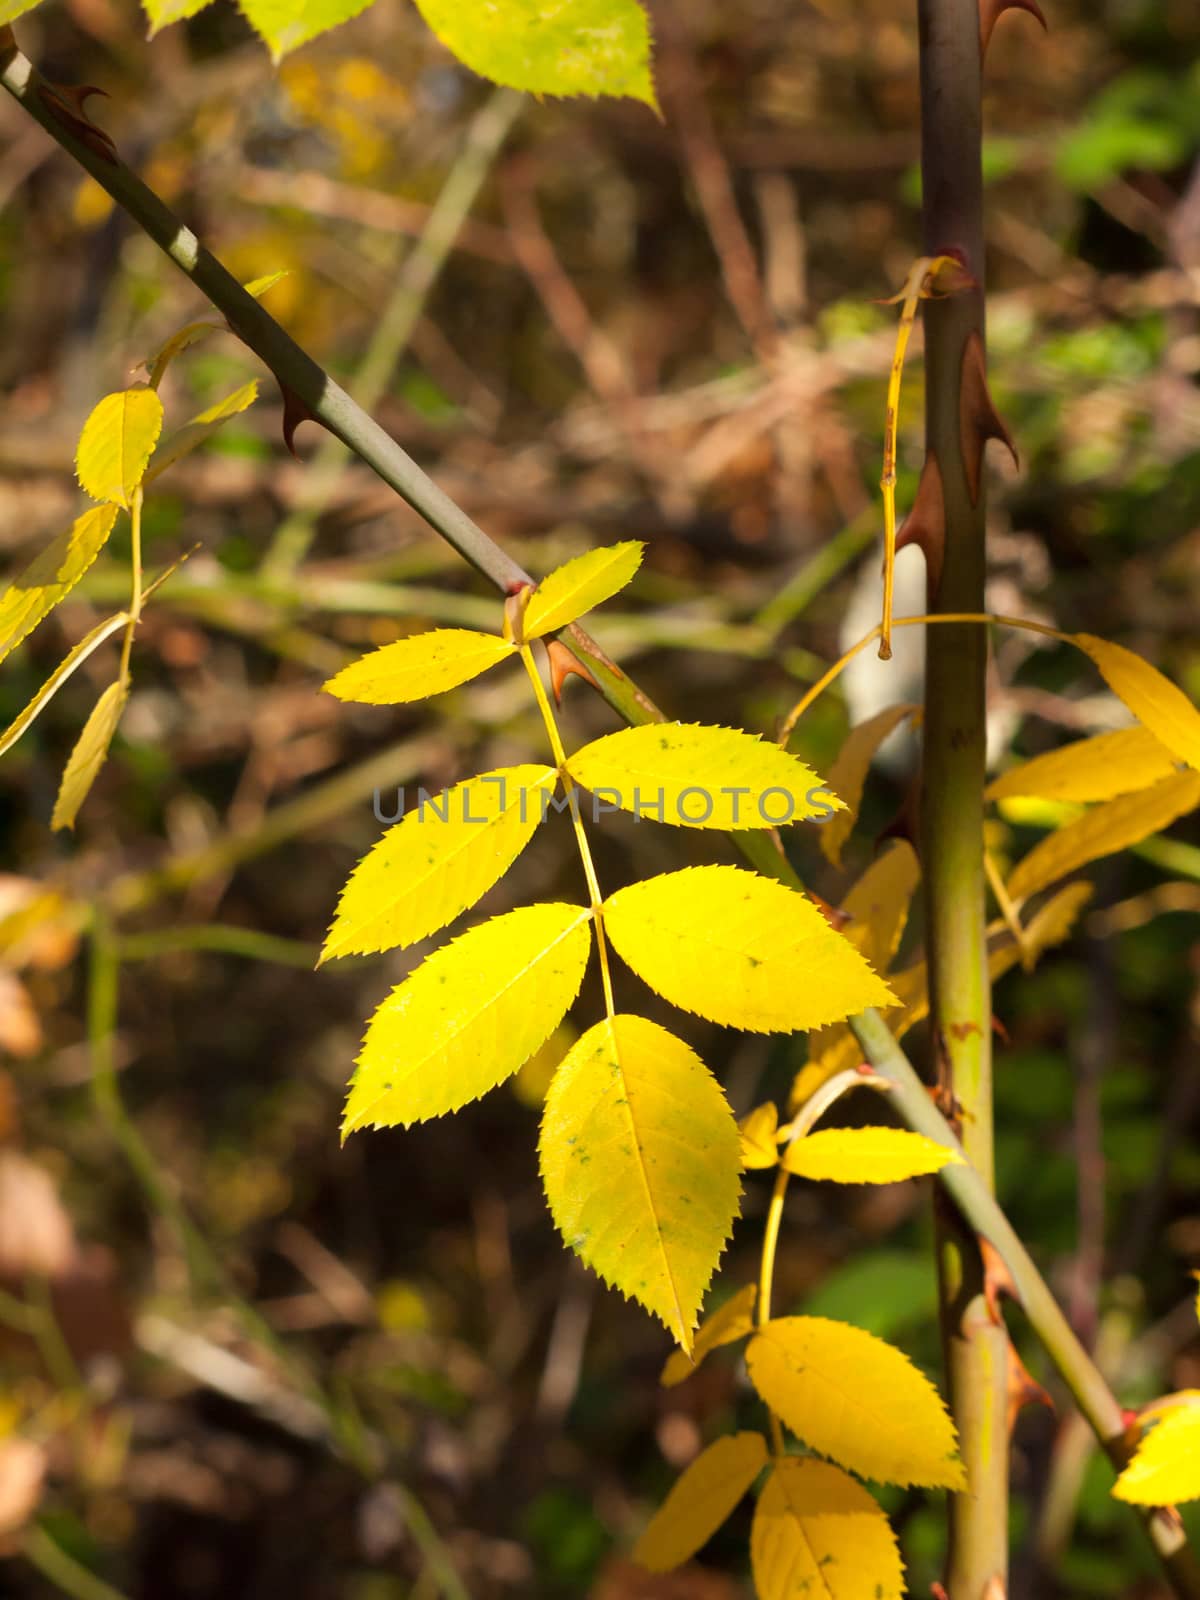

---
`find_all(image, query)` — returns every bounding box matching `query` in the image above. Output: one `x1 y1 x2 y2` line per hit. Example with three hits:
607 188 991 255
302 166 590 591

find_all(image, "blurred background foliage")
0 0 1199 1594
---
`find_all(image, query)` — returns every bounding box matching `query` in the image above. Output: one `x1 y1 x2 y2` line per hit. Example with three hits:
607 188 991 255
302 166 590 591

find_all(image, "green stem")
24 1524 131 1600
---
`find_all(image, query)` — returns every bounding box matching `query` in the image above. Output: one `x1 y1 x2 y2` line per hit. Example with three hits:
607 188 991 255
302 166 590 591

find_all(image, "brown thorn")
279 384 318 457
896 452 946 599
546 639 600 706
960 332 1019 506
38 81 117 165
980 0 1048 59
981 1236 1022 1321
931 1585 950 1600
992 1012 1010 1045
1007 1343 1054 1433
807 892 851 933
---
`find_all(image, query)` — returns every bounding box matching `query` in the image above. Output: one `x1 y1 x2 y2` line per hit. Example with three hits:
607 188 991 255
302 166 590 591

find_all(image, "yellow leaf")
321 765 558 961
634 1432 767 1572
343 903 592 1134
987 725 1180 805
539 1014 741 1347
323 629 514 705
1074 633 1200 773
566 723 840 830
603 866 895 1034
0 613 129 760
1113 1405 1200 1506
145 380 260 483
660 1283 757 1388
789 1030 862 1111
521 542 643 639
990 881 1094 983
746 1316 965 1488
840 839 919 973
0 506 120 665
75 387 164 508
145 320 221 387
50 680 129 831
739 1102 780 1169
782 1128 961 1184
1007 771 1200 903
751 1458 904 1600
819 704 920 868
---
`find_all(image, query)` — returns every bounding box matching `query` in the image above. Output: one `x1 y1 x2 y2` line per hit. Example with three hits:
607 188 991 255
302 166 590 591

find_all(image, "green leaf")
539 1014 741 1347
412 0 657 106
343 903 592 1134
0 613 129 761
746 1317 965 1489
751 1459 904 1600
782 1128 961 1184
76 387 164 508
323 629 514 705
566 723 839 830
322 764 558 961
237 0 376 59
634 1432 767 1572
0 506 120 666
145 381 260 484
50 680 129 831
603 866 895 1033
521 542 644 638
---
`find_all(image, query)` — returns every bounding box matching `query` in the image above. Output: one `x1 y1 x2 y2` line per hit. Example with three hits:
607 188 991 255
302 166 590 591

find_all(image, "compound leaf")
412 0 657 106
324 628 514 705
660 1283 757 1388
237 0 376 60
818 704 919 868
1007 771 1200 903
540 1014 741 1348
751 1458 904 1600
0 505 120 665
344 903 591 1133
322 764 558 961
634 1432 767 1572
51 680 129 831
76 386 164 508
603 866 895 1034
987 724 1179 805
567 723 839 830
1074 634 1200 773
1113 1403 1200 1506
746 1316 965 1489
783 1128 961 1184
521 541 643 639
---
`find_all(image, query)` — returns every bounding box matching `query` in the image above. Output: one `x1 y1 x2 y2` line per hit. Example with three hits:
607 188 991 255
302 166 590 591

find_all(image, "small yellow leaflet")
567 722 839 830
76 386 164 509
1074 633 1200 773
0 613 129 761
819 704 919 868
839 839 919 973
145 380 260 483
324 629 514 705
789 1029 862 1111
521 541 643 640
782 1127 961 1184
322 765 558 961
539 1014 741 1348
0 505 120 665
634 1432 767 1572
603 866 895 1034
1113 1402 1200 1506
746 1316 965 1488
739 1102 780 1169
751 1458 904 1600
51 680 129 831
344 903 592 1133
238 0 376 62
1007 770 1200 903
660 1282 757 1388
987 724 1179 805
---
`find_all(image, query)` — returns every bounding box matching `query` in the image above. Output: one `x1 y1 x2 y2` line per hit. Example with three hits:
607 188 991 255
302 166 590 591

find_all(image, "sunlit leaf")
144 275 287 384
751 1458 904 1600
603 866 895 1034
143 0 214 35
634 1432 767 1572
1074 633 1200 773
540 1014 741 1347
237 0 376 61
567 723 839 830
0 613 128 760
739 1102 780 1169
789 1029 862 1110
0 506 120 665
412 0 657 106
344 903 592 1133
1113 1402 1200 1506
746 1316 965 1488
322 765 558 961
145 380 259 483
782 1127 961 1184
521 541 643 639
75 387 164 508
987 725 1179 805
818 704 919 868
323 629 514 705
1007 771 1200 903
50 680 129 831
0 0 47 23
660 1283 757 1388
